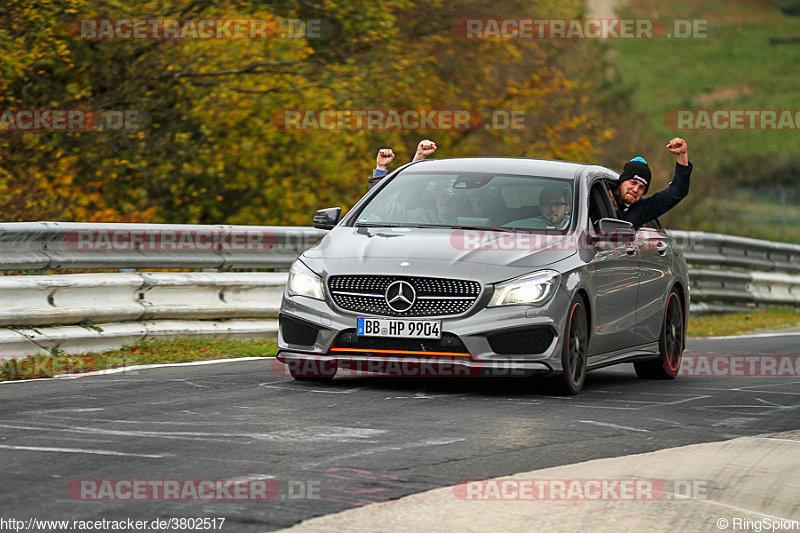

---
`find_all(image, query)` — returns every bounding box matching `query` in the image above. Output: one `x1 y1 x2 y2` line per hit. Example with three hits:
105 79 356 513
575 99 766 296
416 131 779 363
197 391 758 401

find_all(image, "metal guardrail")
669 231 800 273
0 270 288 358
668 231 800 312
0 222 326 271
0 222 320 358
1 223 798 358
0 272 287 326
0 320 278 360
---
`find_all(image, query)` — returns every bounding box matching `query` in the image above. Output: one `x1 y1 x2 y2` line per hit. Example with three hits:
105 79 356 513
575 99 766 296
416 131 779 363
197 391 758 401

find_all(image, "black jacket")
615 162 692 228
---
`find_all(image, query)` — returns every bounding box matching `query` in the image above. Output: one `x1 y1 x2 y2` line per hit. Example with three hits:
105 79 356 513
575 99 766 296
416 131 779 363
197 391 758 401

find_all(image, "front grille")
328 275 481 317
487 327 554 355
332 329 468 354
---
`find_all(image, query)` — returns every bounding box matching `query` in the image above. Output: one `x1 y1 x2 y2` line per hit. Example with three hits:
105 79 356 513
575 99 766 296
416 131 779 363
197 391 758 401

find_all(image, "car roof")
401 157 589 180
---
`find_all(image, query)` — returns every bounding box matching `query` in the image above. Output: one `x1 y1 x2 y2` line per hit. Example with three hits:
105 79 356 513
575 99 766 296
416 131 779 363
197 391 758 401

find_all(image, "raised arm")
628 138 692 226
367 140 438 190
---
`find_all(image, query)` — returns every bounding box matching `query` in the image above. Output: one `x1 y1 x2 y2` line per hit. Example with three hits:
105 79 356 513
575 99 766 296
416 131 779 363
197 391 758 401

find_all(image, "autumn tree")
1 0 620 225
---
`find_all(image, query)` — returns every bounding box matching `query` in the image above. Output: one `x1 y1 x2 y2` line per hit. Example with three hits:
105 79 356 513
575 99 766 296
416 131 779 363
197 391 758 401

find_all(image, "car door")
585 179 640 357
632 219 673 345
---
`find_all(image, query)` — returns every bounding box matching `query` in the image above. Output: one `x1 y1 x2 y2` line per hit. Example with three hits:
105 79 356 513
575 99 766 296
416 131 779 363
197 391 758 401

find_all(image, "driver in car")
536 184 571 229
497 184 571 230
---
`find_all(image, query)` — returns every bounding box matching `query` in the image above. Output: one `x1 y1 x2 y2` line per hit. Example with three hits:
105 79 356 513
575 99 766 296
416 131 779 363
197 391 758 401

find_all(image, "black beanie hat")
618 157 652 195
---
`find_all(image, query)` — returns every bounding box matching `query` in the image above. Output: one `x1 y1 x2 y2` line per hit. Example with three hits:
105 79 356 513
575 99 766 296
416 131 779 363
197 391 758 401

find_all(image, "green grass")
0 336 277 382
714 190 800 242
611 0 800 162
605 0 800 242
688 306 800 337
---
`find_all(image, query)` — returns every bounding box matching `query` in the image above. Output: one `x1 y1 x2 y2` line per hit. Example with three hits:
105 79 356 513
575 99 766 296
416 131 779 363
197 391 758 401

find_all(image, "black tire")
548 295 589 395
288 359 337 381
634 289 684 380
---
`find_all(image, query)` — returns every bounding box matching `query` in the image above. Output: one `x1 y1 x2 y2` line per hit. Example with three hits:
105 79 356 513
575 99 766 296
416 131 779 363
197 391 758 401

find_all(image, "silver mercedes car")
277 158 689 394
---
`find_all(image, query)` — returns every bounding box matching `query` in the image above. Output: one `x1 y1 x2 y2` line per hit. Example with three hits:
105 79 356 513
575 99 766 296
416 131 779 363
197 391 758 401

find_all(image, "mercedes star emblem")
385 280 416 312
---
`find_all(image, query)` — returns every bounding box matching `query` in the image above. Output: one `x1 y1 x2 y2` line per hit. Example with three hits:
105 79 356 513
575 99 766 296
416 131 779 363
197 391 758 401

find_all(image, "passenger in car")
609 137 692 228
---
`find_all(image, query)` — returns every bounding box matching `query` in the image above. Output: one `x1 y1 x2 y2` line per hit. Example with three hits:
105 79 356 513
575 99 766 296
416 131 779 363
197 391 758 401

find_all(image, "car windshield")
354 171 575 231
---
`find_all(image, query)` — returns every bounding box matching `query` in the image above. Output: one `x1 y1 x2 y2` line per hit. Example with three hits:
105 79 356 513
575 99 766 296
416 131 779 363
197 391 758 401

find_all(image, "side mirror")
595 218 635 242
313 207 342 230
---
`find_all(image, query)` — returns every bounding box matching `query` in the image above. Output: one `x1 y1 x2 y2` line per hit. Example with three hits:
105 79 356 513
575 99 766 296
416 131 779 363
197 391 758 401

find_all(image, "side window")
641 218 664 230
588 182 615 229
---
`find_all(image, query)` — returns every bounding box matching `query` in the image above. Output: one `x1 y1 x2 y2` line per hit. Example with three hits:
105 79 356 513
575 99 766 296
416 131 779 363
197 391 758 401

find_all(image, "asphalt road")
1 333 799 532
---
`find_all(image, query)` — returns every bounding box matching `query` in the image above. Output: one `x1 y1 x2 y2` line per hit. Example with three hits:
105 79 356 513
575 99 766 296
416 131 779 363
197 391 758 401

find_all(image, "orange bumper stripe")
329 347 470 357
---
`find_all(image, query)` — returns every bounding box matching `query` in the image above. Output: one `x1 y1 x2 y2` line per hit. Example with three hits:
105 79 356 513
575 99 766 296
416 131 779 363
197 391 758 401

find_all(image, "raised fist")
376 148 395 170
666 138 687 155
666 137 688 165
413 139 437 162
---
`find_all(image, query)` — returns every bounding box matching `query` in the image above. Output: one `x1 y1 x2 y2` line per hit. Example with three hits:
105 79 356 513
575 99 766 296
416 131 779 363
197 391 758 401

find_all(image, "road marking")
39 408 106 412
682 385 800 395
711 417 759 427
754 397 784 407
757 437 800 443
169 379 209 389
579 420 650 432
639 391 704 396
661 395 711 405
259 382 360 394
0 444 167 458
24 435 116 444
306 438 465 467
0 357 270 385
0 422 385 443
695 332 800 340
737 380 800 390
667 491 798 522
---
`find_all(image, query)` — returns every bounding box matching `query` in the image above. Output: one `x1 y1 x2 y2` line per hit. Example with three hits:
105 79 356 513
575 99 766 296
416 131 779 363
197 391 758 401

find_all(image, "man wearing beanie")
611 137 692 228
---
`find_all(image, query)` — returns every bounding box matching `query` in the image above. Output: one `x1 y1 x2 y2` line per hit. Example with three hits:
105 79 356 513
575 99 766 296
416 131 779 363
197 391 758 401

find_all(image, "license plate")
356 317 442 339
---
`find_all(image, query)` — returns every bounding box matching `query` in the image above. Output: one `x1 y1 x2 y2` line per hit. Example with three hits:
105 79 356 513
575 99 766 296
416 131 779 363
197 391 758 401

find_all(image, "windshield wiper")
450 225 531 232
354 222 402 227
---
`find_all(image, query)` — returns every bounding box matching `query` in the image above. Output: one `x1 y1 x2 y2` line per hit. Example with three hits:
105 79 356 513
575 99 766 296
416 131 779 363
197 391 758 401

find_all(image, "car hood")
301 226 577 281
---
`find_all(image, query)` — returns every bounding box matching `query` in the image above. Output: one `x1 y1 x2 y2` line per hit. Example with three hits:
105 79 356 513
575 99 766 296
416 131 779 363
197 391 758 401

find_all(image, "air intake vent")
487 328 554 355
279 315 319 346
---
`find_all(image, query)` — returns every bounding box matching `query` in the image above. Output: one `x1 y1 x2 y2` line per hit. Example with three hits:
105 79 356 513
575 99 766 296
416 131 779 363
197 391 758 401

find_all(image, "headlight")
287 260 324 300
488 270 560 307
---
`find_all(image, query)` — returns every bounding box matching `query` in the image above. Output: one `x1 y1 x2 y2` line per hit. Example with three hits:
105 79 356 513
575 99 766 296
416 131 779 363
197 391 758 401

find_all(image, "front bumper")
276 284 572 377
276 352 552 377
